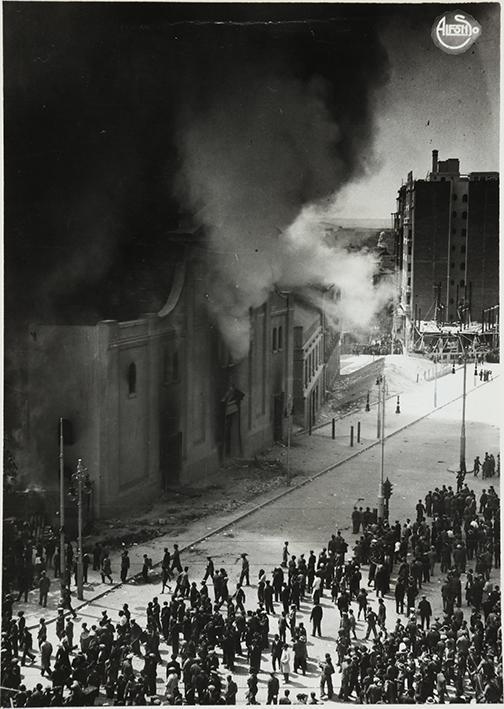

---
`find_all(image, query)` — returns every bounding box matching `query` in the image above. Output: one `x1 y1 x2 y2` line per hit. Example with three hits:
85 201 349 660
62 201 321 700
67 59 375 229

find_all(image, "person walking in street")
319 653 334 699
120 550 130 583
239 553 250 586
203 556 214 583
280 643 291 683
267 672 280 705
101 554 113 584
38 570 50 607
264 579 275 615
171 544 182 574
310 601 323 637
20 628 36 665
365 608 379 640
40 638 53 677
61 585 77 618
418 595 432 629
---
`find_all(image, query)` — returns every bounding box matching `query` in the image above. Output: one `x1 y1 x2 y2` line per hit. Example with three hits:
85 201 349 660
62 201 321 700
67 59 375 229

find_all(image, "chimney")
432 149 439 174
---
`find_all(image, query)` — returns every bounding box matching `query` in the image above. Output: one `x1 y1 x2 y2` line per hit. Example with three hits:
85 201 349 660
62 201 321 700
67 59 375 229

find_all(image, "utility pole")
59 418 66 598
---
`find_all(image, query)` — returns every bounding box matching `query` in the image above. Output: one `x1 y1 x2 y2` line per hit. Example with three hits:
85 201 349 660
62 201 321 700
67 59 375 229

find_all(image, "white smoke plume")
176 73 392 360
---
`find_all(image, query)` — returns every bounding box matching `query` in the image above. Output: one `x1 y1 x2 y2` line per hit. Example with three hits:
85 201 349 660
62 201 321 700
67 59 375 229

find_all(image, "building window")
452 227 456 235
460 262 465 271
460 245 466 254
172 352 179 382
451 262 455 269
278 326 283 351
272 328 277 352
460 280 465 287
462 228 467 237
462 211 467 219
450 279 455 286
452 193 457 201
452 211 457 218
406 293 411 305
462 194 468 202
407 263 411 272
407 244 412 255
441 177 446 182
407 277 411 286
128 363 137 396
450 298 454 305
451 245 456 251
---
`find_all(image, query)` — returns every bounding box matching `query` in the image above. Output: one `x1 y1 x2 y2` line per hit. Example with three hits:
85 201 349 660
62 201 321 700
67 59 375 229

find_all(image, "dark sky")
3 2 499 327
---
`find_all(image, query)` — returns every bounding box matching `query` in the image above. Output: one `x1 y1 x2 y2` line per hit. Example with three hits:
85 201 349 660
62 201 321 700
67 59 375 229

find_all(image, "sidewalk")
17 364 499 629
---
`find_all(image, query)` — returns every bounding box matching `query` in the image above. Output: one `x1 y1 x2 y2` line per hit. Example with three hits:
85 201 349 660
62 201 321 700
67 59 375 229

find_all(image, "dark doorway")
273 392 285 442
160 431 182 490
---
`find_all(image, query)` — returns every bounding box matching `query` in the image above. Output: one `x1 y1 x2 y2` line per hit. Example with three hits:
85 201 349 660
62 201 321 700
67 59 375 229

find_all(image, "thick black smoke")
3 2 396 436
4 2 392 331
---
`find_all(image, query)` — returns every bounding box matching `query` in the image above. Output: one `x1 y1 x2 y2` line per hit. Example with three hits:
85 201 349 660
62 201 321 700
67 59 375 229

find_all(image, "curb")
28 375 496 628
296 358 460 437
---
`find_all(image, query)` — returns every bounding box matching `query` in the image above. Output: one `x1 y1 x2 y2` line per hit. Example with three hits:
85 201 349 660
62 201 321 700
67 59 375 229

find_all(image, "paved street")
16 364 500 703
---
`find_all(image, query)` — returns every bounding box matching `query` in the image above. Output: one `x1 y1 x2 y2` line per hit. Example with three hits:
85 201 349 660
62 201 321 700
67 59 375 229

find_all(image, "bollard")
357 421 361 443
416 373 419 383
350 425 354 447
332 418 335 440
309 419 312 436
365 391 370 412
395 395 400 414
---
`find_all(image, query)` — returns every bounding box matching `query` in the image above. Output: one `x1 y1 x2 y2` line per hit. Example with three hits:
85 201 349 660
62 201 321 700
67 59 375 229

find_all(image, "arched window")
128 363 137 396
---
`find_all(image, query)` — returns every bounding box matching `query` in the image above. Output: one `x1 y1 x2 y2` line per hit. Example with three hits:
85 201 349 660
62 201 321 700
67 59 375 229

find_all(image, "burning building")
25 231 299 518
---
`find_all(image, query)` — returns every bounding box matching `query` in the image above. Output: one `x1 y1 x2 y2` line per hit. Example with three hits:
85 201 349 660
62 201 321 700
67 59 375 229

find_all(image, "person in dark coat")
38 571 51 607
120 551 130 583
264 580 275 615
267 672 280 705
310 602 323 637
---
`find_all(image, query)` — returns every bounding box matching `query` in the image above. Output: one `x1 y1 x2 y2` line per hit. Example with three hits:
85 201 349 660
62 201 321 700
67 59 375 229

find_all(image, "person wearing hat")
40 636 53 677
310 600 323 637
171 543 182 574
239 553 250 587
202 556 215 583
280 643 291 684
38 570 51 607
418 595 432 629
225 674 238 705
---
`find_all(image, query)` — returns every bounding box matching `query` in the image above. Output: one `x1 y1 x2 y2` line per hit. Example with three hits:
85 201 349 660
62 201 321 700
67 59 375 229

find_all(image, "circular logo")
432 10 481 54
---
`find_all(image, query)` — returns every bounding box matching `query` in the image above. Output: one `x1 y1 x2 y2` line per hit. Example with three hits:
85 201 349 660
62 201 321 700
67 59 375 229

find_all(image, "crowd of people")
1 474 501 705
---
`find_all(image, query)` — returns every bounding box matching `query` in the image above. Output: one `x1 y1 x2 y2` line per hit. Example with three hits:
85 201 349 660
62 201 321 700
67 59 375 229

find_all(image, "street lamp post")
286 396 293 486
69 458 90 600
376 375 386 521
376 378 381 440
58 418 66 597
460 356 467 475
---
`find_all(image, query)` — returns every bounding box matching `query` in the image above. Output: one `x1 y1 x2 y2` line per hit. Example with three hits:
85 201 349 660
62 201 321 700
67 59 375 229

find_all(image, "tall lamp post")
376 375 386 521
58 418 66 597
286 396 293 486
68 458 91 600
459 354 467 475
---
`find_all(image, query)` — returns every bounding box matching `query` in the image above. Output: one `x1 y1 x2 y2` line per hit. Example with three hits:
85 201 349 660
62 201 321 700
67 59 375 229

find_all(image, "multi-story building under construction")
393 150 499 349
